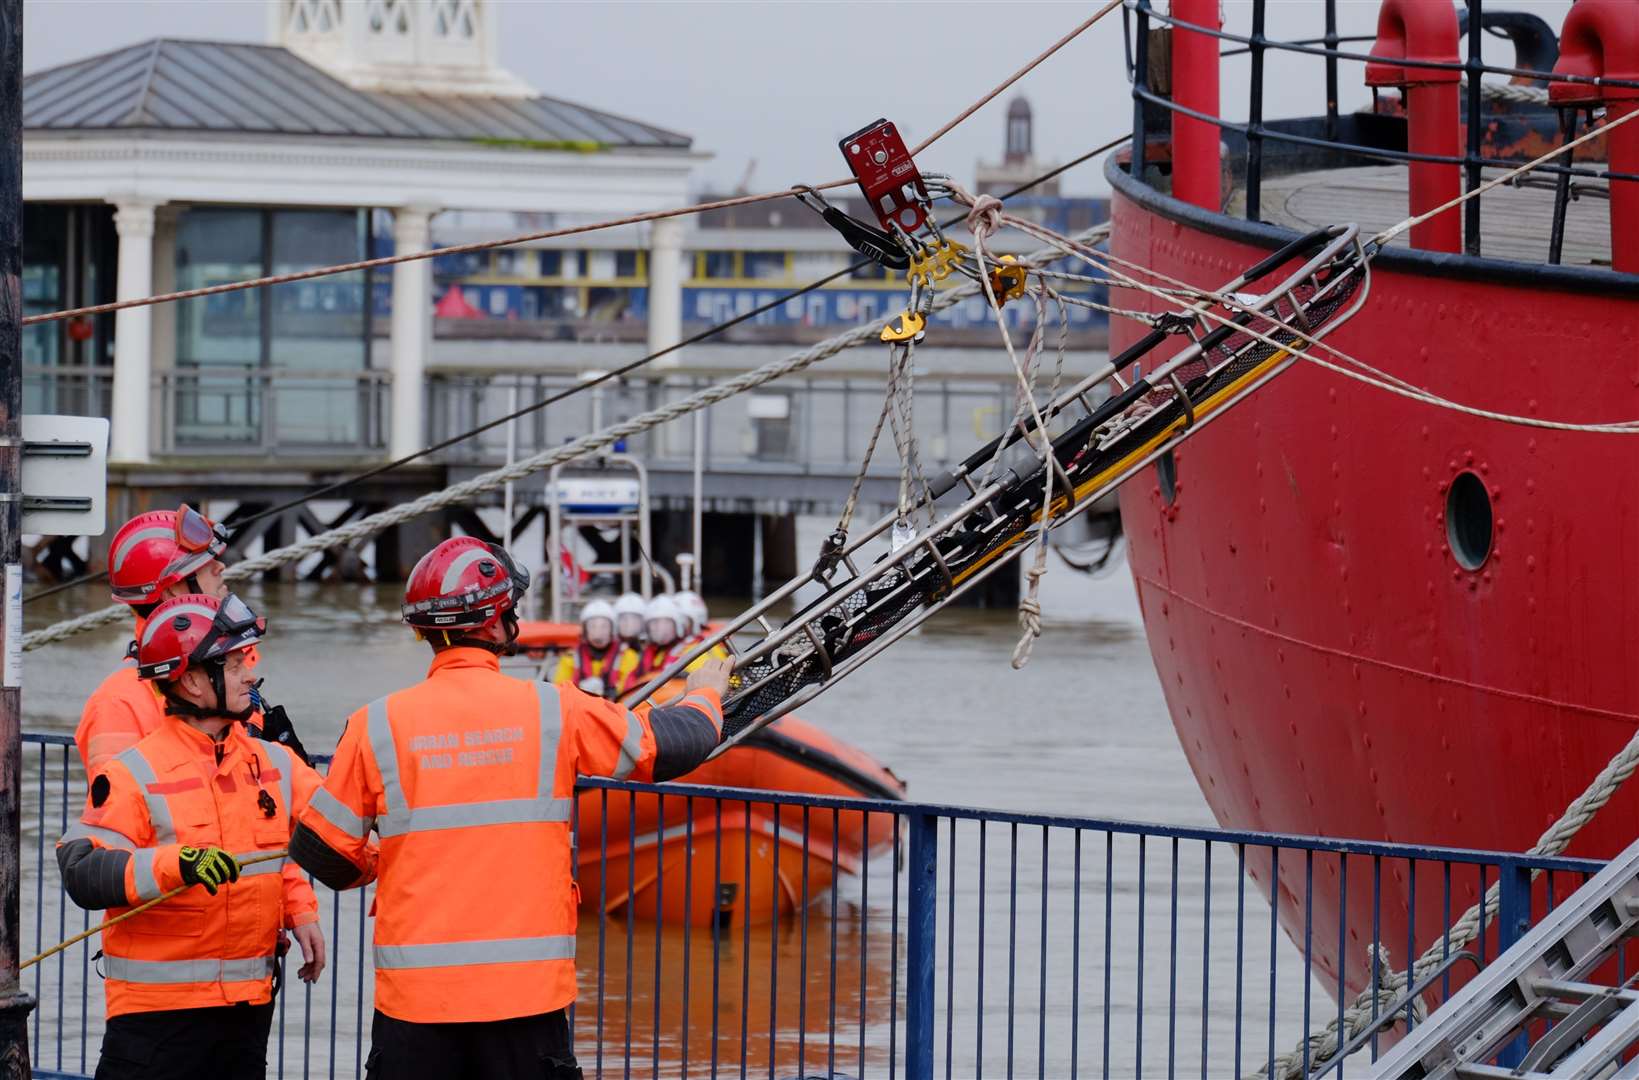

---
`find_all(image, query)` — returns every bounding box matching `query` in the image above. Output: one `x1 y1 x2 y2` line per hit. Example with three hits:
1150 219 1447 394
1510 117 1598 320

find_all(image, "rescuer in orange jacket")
57 593 328 1080
75 505 309 777
290 537 732 1080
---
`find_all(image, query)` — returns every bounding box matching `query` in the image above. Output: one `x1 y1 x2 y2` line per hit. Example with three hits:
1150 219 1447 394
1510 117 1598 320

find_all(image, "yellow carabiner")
880 311 926 343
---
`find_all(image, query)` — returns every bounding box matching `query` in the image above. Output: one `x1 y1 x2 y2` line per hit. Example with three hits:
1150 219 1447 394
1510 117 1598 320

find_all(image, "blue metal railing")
19 732 1607 1079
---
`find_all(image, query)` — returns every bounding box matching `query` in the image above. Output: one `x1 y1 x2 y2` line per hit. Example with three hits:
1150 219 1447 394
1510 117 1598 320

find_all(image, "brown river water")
18 521 1327 1079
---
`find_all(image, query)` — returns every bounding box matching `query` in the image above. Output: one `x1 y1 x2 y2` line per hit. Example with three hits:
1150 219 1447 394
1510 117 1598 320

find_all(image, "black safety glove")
177 846 240 895
256 704 312 765
249 682 312 765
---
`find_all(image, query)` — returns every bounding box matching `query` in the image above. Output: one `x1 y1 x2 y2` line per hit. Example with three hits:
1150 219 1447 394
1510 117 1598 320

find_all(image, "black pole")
1245 0 1268 221
1323 0 1340 142
1130 0 1150 184
0 0 31 1070
1547 108 1576 265
1464 0 1484 257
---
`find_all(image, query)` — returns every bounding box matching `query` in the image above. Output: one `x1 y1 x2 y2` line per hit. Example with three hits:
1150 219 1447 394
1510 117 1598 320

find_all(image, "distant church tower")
975 95 1059 198
269 0 535 97
1005 97 1033 165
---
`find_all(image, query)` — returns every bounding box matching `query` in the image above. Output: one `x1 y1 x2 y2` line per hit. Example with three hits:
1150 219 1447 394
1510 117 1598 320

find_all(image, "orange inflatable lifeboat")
575 712 905 929
522 621 907 929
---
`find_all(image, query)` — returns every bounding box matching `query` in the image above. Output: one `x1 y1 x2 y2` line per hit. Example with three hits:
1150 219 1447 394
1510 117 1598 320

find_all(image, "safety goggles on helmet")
109 504 229 603
136 592 265 681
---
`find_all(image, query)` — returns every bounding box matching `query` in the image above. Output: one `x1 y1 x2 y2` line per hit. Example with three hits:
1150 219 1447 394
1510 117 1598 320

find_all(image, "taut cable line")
21 3 1118 328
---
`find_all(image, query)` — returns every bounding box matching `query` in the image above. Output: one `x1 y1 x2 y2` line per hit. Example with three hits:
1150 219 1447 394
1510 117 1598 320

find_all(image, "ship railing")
1124 0 1639 264
19 732 1608 1080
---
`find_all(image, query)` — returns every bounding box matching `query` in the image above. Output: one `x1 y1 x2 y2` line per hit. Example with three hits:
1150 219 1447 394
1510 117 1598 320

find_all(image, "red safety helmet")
135 593 265 683
401 537 530 633
109 505 228 605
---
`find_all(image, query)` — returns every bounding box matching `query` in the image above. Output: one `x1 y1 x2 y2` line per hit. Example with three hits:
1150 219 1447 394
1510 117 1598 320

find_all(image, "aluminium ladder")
1370 838 1639 1079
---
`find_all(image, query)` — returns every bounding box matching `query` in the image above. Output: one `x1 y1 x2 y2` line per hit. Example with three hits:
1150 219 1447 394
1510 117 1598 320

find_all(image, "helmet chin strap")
455 611 522 657
162 659 254 722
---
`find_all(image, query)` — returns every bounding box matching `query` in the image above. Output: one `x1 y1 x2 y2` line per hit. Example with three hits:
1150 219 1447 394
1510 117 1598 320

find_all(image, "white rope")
1472 77 1551 106
1016 222 1639 435
24 225 1109 653
959 187 1060 668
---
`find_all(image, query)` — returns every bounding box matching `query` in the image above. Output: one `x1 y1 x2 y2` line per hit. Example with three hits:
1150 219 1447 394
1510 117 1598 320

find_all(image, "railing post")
1495 861 1532 1067
1172 0 1223 212
1463 0 1484 256
1129 0 1151 184
1324 0 1341 141
904 810 938 1080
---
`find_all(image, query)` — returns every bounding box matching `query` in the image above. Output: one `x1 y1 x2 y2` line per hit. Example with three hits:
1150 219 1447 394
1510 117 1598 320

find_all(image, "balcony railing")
23 366 390 458
426 372 1054 478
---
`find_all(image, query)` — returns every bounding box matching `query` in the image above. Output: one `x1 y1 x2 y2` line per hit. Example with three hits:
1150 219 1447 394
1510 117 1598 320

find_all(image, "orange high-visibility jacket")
75 663 163 776
292 646 723 1024
56 717 323 1018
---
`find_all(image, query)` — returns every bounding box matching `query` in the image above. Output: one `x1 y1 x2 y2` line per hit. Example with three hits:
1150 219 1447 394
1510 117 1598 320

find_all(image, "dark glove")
248 682 311 765
177 846 239 895
256 703 312 766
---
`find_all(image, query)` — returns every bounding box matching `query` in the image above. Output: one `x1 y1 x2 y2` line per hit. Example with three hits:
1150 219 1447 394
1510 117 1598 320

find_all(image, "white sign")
555 477 641 513
4 564 19 689
21 415 110 537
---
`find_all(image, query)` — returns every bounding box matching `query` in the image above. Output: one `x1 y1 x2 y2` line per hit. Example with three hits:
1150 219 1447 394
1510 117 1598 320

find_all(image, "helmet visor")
196 593 265 662
175 504 227 555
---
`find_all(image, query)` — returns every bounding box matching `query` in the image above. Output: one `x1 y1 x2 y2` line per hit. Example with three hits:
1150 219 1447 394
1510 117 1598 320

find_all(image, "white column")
647 217 684 361
111 200 158 464
149 206 180 376
389 205 435 460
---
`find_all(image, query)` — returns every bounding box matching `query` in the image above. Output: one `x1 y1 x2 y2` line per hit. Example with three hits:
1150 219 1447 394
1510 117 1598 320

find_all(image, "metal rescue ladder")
546 452 658 621
630 224 1372 752
1371 839 1639 1079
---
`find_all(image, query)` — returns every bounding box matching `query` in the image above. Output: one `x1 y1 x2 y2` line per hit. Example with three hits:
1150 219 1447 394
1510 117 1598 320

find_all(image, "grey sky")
22 1 1575 198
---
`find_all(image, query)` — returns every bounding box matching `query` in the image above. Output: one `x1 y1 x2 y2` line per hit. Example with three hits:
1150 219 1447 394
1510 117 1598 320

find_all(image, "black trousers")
94 1000 275 1080
365 1008 580 1080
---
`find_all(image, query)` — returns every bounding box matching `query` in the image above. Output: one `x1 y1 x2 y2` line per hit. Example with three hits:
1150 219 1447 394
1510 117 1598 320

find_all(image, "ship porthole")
1446 471 1493 570
1157 450 1178 506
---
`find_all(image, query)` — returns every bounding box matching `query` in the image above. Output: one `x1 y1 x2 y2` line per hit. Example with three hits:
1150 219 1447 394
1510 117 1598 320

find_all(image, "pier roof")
24 38 691 149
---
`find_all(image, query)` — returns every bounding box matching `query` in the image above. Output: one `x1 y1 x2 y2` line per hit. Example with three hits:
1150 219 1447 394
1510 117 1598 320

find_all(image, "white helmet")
675 590 708 637
579 599 615 648
644 595 683 647
613 592 646 641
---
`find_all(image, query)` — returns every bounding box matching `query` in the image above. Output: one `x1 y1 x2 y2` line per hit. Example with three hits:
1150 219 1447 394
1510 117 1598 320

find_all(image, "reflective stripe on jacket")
56 717 324 1018
294 646 722 1024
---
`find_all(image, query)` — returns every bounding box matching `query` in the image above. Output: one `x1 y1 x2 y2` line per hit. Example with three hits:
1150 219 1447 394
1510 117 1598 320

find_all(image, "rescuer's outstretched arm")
571 658 730 783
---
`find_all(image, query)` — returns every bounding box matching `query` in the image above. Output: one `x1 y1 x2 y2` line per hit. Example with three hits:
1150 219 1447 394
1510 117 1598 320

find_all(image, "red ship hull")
1109 171 1639 995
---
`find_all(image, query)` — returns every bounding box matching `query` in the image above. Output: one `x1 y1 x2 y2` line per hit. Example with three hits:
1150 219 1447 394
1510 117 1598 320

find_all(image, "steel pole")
502 382 517 551
0 0 35 1071
691 404 703 581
